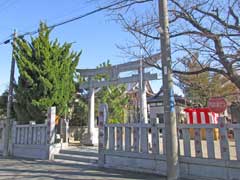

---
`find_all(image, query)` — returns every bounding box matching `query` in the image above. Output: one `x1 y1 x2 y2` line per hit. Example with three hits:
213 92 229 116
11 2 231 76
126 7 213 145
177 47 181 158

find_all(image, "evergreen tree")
94 61 129 123
96 85 128 123
69 91 88 126
73 61 129 125
13 23 81 123
69 75 88 126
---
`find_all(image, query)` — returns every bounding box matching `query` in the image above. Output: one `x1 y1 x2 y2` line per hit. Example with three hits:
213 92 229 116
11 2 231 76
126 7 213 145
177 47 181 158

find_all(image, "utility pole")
158 0 179 179
3 29 17 157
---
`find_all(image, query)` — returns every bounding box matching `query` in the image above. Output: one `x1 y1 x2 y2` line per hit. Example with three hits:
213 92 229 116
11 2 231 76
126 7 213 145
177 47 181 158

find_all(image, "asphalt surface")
0 157 165 180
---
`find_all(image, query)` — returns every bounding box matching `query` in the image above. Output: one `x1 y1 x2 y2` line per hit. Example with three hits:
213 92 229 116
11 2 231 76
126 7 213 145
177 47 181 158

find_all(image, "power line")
0 0 127 46
18 1 94 35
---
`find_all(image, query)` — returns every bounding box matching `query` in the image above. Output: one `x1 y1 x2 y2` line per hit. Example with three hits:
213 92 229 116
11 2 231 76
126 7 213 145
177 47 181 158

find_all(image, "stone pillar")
87 88 95 145
47 107 56 145
10 121 17 156
3 118 13 157
98 103 108 167
47 107 56 160
218 117 230 160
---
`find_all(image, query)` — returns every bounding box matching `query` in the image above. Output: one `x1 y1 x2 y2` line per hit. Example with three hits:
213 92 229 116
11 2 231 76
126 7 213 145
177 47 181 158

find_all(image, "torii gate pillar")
86 88 97 146
140 81 148 123
139 64 148 123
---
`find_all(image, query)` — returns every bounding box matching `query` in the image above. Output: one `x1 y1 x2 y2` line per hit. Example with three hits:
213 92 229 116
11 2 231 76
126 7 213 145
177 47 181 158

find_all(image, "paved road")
0 157 165 180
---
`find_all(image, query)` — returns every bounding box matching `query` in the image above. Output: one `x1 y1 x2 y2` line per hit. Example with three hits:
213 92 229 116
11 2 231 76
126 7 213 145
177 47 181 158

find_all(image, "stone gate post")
98 103 108 167
47 106 56 160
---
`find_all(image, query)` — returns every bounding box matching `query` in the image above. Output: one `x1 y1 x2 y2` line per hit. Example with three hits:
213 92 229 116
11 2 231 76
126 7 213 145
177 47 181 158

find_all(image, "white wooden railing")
98 103 240 161
0 107 67 159
11 107 57 159
13 121 48 145
102 122 166 155
178 118 240 161
98 104 240 179
99 115 240 161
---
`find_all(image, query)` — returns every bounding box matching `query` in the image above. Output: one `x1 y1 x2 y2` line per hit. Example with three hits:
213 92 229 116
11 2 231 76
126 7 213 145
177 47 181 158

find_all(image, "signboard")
208 97 227 113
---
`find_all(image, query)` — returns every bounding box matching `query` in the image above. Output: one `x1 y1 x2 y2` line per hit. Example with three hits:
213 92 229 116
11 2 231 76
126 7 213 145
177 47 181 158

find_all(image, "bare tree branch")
93 0 240 90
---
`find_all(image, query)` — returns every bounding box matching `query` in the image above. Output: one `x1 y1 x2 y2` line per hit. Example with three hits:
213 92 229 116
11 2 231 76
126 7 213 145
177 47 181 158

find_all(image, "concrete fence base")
0 107 69 160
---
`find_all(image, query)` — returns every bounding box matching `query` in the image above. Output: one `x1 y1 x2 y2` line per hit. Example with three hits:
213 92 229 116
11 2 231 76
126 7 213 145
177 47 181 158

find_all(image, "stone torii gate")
77 53 160 146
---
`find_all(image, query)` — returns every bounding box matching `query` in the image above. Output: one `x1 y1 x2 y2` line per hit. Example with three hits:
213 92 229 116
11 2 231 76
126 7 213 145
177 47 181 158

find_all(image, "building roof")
126 81 155 96
147 94 190 106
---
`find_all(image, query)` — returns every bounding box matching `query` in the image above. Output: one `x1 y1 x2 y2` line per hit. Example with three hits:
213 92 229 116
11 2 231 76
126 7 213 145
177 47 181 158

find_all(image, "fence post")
182 128 191 157
194 128 202 158
206 128 215 159
28 121 35 145
133 127 139 152
140 124 148 153
3 118 11 156
218 117 230 160
151 118 159 154
234 126 240 160
125 125 131 152
116 127 123 151
47 107 56 160
10 120 16 155
0 121 3 152
98 103 108 167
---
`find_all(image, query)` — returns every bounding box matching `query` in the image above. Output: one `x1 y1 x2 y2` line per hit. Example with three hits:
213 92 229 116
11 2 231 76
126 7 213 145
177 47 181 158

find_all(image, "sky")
0 0 181 95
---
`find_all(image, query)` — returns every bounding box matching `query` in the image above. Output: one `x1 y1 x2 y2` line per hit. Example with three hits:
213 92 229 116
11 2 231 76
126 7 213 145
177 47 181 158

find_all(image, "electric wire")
15 4 93 40
0 0 127 46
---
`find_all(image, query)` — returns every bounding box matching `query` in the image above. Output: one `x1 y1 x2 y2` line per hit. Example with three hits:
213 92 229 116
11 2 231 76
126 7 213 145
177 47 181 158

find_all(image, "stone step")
54 153 98 164
59 149 98 157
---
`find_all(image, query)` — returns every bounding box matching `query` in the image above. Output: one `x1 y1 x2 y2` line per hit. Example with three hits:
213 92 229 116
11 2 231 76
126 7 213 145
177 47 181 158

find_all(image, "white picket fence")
11 121 50 159
0 107 67 159
10 107 61 159
13 122 48 145
101 122 166 154
98 104 240 180
100 120 240 161
178 120 240 160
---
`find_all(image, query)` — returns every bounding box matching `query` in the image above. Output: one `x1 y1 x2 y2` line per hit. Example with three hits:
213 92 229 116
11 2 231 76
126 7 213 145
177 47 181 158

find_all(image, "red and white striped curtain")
184 108 219 124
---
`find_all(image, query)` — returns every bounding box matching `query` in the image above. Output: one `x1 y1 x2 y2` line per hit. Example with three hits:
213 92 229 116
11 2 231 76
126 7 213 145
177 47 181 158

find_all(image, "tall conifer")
13 23 81 123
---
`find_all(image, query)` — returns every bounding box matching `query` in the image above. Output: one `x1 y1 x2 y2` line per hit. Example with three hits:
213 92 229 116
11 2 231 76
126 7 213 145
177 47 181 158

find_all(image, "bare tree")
90 0 240 90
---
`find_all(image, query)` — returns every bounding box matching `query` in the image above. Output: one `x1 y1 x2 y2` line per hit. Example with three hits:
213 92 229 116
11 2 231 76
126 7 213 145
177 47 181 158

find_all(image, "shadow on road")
0 157 165 180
